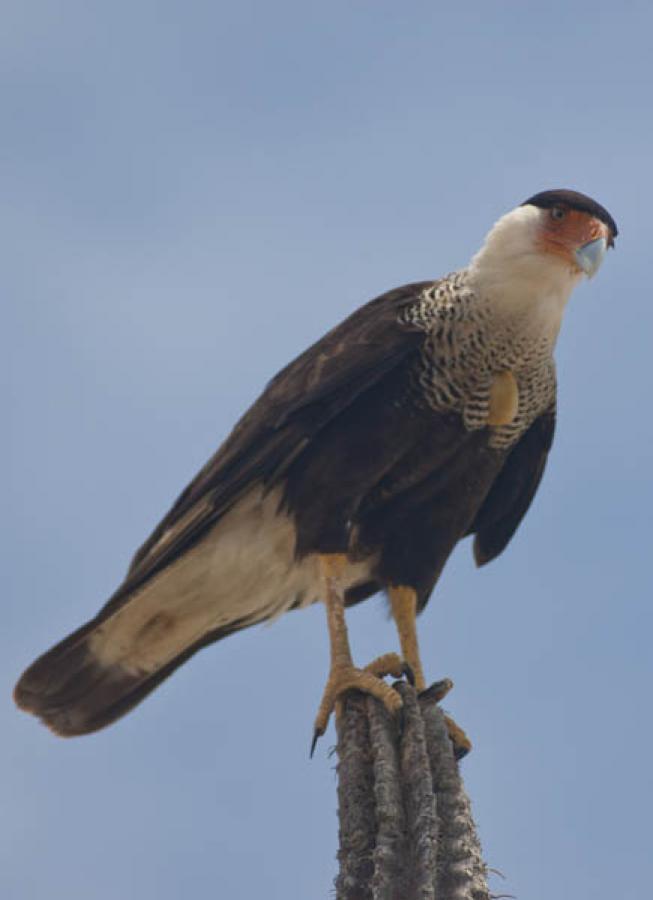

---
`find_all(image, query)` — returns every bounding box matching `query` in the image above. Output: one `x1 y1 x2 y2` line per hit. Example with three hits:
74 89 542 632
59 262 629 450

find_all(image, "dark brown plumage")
14 190 616 738
14 282 551 735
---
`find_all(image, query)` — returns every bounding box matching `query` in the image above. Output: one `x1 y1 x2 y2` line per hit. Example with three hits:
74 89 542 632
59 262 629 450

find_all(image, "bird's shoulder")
259 278 444 418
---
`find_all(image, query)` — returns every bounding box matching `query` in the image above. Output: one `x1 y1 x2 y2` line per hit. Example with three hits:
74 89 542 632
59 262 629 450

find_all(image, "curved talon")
417 678 471 759
444 713 472 760
310 728 323 759
401 662 416 686
312 664 403 755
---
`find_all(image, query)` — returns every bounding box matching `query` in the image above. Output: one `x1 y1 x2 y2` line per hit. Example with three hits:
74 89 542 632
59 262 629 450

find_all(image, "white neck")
467 205 583 342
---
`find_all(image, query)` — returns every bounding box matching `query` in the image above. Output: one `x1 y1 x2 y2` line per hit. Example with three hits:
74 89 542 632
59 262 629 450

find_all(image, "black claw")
453 743 471 762
401 663 416 686
310 728 323 759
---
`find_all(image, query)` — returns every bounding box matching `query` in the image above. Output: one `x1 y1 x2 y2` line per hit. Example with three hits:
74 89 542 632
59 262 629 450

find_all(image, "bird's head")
469 189 617 326
520 189 617 278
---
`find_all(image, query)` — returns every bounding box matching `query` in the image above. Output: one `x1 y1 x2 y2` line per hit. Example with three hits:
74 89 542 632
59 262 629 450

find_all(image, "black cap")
522 189 618 240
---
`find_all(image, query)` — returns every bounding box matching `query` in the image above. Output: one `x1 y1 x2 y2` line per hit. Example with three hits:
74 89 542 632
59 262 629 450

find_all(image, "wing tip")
472 536 493 567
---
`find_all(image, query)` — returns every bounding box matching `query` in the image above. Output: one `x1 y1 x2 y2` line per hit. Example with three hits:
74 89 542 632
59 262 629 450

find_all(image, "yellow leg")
311 555 403 755
389 586 426 691
389 585 472 759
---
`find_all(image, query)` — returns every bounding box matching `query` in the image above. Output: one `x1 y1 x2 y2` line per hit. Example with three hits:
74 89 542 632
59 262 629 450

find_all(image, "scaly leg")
389 586 427 691
311 555 404 755
388 585 472 759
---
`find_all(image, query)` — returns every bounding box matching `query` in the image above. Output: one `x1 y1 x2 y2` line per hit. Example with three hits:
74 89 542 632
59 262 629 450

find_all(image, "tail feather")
14 487 377 736
14 488 309 735
14 614 253 736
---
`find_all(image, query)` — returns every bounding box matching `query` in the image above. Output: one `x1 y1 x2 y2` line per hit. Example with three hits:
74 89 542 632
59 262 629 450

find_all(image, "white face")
470 206 578 294
478 202 612 274
467 193 615 345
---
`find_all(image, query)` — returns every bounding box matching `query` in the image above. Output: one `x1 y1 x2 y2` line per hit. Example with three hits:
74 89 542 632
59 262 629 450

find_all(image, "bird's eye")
550 206 566 222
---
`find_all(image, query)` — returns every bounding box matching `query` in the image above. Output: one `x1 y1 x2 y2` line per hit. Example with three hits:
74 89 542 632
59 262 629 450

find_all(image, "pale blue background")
4 3 652 898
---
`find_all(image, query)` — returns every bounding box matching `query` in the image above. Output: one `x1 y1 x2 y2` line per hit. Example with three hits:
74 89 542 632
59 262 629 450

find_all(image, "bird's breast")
412 291 556 449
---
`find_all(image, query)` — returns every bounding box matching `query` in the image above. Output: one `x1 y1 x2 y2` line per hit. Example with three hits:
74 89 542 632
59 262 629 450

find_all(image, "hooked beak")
575 236 608 278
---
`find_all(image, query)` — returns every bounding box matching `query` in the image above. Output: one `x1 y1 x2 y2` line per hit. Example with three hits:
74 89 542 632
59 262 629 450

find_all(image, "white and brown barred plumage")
14 189 617 737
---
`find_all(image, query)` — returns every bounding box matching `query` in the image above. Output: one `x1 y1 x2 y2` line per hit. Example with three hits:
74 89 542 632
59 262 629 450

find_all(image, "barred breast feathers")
401 272 557 450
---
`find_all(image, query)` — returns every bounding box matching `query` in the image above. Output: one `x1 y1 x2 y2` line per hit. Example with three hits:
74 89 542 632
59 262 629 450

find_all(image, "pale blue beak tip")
575 237 607 279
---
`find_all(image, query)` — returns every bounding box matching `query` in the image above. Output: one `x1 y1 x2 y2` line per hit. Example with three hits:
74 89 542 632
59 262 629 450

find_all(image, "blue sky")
4 2 652 898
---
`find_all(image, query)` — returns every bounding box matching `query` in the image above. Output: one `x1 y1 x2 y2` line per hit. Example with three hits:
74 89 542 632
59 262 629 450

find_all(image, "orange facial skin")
538 207 613 270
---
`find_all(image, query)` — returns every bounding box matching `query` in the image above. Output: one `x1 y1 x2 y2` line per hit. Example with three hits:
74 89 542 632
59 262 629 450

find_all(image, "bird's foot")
418 678 472 760
311 660 405 756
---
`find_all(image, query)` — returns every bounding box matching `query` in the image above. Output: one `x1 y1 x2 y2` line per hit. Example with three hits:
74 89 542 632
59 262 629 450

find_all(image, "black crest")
522 189 618 239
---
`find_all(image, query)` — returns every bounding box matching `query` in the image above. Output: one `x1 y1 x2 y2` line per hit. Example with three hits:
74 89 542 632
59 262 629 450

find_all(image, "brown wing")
107 280 434 606
470 407 556 565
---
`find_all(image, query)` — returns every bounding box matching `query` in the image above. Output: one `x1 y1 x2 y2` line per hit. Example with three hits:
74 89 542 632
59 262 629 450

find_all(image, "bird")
14 188 617 755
